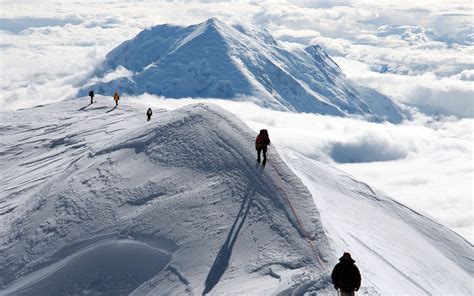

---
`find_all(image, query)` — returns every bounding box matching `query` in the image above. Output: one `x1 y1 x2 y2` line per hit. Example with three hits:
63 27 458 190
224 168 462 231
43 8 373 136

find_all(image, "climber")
113 91 120 106
255 129 270 165
88 90 94 104
147 108 153 121
331 252 361 296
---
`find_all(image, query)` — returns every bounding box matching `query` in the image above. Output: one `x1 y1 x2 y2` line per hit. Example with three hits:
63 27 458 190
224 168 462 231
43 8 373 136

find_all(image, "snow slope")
0 98 471 295
280 149 473 295
81 18 404 123
0 98 332 295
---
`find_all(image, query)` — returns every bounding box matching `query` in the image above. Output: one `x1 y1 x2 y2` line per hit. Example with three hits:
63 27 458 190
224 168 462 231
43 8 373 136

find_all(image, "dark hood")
339 256 355 264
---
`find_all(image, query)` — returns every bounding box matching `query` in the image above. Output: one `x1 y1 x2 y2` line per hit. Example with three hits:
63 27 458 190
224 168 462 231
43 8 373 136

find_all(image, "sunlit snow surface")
0 98 471 295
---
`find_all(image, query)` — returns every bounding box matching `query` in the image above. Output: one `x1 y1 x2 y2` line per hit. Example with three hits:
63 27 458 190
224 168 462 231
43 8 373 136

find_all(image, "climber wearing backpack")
88 90 94 104
331 252 361 296
113 91 120 106
255 129 270 165
147 108 153 121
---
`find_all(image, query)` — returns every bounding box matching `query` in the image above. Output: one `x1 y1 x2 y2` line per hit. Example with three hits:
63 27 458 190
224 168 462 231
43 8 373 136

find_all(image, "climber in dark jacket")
88 90 94 104
147 108 153 121
331 252 361 296
255 129 270 165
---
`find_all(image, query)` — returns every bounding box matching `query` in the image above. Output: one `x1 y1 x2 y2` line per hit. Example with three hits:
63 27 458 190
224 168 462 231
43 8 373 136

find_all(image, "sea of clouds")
0 0 472 241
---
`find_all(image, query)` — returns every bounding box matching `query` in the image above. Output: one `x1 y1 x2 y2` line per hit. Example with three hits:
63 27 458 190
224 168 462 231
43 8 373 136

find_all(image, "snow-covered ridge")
81 18 404 123
0 98 471 295
0 99 332 295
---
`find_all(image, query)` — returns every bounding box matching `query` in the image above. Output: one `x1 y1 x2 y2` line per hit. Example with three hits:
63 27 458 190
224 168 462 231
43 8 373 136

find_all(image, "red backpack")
256 129 270 149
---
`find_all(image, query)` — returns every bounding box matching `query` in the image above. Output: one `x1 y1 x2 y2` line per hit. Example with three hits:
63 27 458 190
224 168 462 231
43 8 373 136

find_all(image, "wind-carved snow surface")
0 99 471 295
81 18 404 123
0 99 333 295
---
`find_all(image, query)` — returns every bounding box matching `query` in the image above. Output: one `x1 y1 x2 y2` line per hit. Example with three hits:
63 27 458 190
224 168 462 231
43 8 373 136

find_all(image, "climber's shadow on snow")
106 106 117 113
254 162 266 172
202 189 254 295
79 103 93 111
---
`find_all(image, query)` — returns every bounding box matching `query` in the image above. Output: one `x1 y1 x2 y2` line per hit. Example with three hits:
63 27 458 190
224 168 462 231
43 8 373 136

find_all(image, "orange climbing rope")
272 167 328 271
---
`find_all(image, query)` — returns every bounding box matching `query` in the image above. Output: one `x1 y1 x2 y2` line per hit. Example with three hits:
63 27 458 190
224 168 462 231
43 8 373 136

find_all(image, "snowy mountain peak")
185 18 225 39
82 19 404 123
203 17 223 27
304 44 341 74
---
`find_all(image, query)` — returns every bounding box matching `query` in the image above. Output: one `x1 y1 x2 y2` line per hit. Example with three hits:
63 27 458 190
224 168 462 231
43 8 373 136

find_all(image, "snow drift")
81 18 404 123
0 98 471 295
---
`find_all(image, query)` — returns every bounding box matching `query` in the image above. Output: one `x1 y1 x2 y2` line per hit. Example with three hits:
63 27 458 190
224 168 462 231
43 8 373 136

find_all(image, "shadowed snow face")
3 239 170 296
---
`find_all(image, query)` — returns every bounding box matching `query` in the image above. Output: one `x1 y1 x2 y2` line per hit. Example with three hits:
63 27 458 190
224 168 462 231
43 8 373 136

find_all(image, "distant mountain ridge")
81 18 404 123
